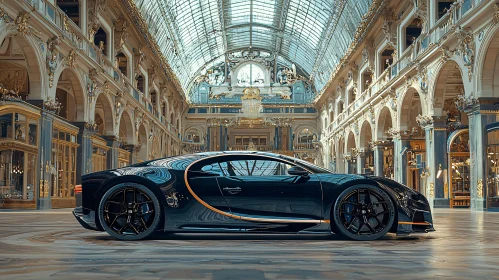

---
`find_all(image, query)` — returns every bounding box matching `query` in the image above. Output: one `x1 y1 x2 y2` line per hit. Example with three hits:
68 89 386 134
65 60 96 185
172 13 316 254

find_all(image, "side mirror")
288 166 309 177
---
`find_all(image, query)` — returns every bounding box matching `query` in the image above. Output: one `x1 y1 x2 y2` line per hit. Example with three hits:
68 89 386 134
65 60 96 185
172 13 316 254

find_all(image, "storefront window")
0 150 36 207
92 145 108 172
51 127 78 199
487 128 499 209
118 148 130 168
0 113 13 139
448 130 470 208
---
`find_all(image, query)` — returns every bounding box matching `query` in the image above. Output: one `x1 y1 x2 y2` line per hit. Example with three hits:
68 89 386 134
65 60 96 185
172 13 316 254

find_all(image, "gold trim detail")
398 221 432 226
184 154 327 224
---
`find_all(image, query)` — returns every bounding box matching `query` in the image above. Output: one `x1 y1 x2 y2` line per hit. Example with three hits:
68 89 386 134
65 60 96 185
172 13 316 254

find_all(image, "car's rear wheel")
332 184 395 241
98 183 161 241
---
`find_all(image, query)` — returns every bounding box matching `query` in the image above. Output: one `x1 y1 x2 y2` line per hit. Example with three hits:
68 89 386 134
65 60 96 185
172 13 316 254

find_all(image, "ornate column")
123 144 138 164
373 144 384 177
420 115 448 208
356 149 366 174
73 122 96 183
391 129 409 185
104 136 120 170
37 111 54 209
288 126 293 151
463 98 497 211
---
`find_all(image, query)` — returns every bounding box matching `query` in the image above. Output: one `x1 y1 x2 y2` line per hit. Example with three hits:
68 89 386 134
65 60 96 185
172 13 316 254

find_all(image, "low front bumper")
397 209 435 235
73 206 101 231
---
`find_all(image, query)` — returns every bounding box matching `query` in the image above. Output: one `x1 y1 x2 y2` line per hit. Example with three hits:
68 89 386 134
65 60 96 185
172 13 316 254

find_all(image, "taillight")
75 185 82 194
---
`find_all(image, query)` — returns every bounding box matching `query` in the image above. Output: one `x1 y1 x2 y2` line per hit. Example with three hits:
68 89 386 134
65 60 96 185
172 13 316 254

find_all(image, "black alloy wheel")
98 183 161 241
332 185 395 241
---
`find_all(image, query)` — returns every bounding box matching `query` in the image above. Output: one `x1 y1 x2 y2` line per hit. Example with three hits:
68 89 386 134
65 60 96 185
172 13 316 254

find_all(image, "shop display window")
487 128 499 209
0 150 37 207
92 145 108 172
448 130 470 208
118 148 130 168
51 127 78 199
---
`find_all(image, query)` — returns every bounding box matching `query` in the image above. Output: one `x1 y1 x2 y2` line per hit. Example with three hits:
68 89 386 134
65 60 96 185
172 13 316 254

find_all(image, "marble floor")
0 209 498 279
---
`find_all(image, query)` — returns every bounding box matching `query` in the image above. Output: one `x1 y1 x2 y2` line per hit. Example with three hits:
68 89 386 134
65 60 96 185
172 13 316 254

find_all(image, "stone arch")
0 32 46 99
376 106 394 140
346 131 356 152
479 24 499 98
185 126 205 143
93 92 115 136
431 60 468 124
398 87 424 131
359 120 373 149
54 68 86 122
118 109 134 145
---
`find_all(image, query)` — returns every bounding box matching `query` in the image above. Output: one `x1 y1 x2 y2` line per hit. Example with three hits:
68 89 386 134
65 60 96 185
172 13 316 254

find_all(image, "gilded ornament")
66 50 78 69
477 179 483 198
416 114 434 128
14 12 30 36
494 3 499 25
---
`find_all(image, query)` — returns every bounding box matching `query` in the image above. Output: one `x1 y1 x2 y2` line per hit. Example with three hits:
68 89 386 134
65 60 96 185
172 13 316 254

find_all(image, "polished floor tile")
0 209 498 279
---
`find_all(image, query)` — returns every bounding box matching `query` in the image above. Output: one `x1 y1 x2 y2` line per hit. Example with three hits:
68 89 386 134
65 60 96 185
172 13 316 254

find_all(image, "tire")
98 183 161 241
332 184 395 241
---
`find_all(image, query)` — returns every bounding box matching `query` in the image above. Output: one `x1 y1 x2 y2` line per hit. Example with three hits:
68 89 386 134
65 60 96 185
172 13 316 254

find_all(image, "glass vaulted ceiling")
133 0 373 95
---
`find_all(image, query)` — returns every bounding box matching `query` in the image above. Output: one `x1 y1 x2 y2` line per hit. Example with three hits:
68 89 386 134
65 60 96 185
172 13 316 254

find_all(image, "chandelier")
240 87 262 118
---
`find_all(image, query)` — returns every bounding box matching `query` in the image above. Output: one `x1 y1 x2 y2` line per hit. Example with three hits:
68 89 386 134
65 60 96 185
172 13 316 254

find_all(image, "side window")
200 163 224 176
219 159 291 176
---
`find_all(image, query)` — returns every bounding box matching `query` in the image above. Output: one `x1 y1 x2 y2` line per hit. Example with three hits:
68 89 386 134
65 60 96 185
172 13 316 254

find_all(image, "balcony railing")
228 145 274 151
293 143 316 150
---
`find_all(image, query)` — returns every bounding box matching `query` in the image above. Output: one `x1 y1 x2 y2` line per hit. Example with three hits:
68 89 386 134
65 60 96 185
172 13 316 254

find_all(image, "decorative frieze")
46 37 60 88
455 92 479 112
387 127 400 138
454 26 475 82
65 50 78 69
43 97 62 114
416 114 434 128
477 179 483 198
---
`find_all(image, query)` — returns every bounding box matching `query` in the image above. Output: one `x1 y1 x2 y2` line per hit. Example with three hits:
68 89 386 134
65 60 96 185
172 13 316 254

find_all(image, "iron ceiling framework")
132 0 373 95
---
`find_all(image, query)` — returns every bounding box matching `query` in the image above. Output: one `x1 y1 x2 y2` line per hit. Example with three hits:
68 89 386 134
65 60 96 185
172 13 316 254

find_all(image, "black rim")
338 188 391 236
103 187 156 236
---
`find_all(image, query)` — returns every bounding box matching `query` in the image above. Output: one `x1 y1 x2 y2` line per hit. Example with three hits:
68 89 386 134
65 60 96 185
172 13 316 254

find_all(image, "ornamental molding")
46 37 60 88
454 26 475 82
455 92 479 111
493 3 499 25
114 18 129 53
88 0 108 31
415 114 434 128
133 45 146 78
387 127 400 138
477 179 483 198
65 50 78 69
416 64 428 95
43 97 62 114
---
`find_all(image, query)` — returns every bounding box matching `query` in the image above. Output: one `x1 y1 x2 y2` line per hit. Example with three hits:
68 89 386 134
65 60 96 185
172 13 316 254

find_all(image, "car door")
216 155 323 222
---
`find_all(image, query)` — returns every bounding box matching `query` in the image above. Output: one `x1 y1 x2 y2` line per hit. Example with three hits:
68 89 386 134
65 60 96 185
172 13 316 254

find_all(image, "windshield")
280 155 332 174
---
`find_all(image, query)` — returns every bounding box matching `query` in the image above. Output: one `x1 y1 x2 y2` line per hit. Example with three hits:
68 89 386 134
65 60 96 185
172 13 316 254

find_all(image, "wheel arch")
325 179 399 234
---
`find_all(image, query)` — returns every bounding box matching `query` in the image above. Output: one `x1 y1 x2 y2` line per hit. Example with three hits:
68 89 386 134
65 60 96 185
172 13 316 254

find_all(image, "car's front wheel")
332 184 395 241
98 183 161 241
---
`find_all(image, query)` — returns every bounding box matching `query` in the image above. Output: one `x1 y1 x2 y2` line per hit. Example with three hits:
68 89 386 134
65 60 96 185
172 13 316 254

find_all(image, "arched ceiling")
132 0 373 95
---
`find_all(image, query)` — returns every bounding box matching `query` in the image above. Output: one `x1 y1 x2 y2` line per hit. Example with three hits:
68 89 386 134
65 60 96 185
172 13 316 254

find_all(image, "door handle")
223 187 241 194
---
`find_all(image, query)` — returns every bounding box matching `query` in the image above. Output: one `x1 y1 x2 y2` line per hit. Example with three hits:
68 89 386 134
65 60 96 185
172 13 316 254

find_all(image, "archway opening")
94 28 108 56
376 107 394 178
346 132 356 174
405 18 422 49
57 0 80 27
116 52 128 77
94 94 114 136
136 74 145 93
54 69 85 122
399 89 425 191
437 0 453 20
360 121 373 174
380 48 395 73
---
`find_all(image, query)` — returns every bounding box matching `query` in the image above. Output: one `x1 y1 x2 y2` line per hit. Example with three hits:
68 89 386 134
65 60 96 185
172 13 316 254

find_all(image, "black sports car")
73 152 434 241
